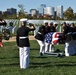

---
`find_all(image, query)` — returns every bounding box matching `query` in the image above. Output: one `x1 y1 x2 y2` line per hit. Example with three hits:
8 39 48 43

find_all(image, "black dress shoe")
40 52 43 56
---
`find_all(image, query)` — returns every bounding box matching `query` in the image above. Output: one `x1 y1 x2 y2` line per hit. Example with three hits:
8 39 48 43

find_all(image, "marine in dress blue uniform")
16 18 35 69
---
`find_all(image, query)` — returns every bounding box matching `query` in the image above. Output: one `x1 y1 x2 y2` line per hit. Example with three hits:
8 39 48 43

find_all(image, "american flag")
45 32 63 44
45 32 54 44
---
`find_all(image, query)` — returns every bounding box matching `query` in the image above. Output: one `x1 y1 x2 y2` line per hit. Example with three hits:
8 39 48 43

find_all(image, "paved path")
2 35 36 42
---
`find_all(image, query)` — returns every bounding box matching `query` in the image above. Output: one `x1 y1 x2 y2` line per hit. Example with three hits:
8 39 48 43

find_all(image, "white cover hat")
20 18 28 22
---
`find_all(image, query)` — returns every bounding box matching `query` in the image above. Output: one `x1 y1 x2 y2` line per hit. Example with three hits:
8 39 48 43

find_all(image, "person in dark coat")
62 22 75 56
70 23 76 55
44 22 56 53
35 22 48 56
16 18 35 69
0 19 7 32
53 22 58 32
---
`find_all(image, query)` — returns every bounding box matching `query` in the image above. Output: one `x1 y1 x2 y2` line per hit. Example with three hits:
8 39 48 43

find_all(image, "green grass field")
0 40 76 75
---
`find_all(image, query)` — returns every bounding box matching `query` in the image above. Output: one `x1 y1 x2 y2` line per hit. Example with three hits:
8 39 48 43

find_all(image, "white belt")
67 32 72 35
38 32 42 35
19 36 28 39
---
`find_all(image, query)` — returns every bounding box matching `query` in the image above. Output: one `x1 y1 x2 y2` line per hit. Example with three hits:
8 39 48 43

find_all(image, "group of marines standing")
35 21 58 55
35 21 76 57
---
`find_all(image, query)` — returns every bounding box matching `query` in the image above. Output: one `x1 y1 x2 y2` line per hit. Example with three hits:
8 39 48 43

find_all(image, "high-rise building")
4 11 11 15
56 5 63 18
30 9 38 16
44 6 54 16
37 4 46 15
0 11 2 15
7 8 17 15
0 11 2 18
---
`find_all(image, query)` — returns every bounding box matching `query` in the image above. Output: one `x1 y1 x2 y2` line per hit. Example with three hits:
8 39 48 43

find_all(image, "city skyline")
0 0 76 13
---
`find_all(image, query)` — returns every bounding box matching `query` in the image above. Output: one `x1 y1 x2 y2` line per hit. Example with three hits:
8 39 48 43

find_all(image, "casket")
52 32 64 44
45 32 64 44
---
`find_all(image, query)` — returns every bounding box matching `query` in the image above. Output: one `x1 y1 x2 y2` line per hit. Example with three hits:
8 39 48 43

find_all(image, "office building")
7 8 17 15
37 4 46 15
56 5 63 18
30 9 38 16
44 6 54 16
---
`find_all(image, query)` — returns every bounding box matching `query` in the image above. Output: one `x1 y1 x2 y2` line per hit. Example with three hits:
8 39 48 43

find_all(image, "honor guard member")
35 22 48 56
62 22 74 56
16 18 35 69
0 19 7 32
70 23 76 55
45 22 55 53
53 22 58 32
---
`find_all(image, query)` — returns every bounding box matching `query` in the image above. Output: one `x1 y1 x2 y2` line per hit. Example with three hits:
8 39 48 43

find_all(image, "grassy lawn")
0 40 76 75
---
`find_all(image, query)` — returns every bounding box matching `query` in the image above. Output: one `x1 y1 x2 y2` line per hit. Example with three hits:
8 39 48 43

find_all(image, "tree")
2 12 8 19
18 4 26 18
64 7 74 20
74 13 76 19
